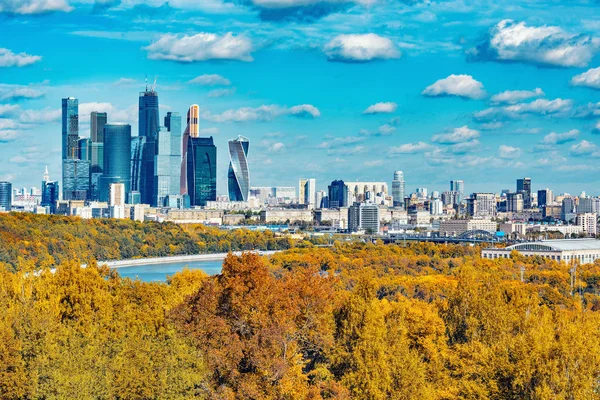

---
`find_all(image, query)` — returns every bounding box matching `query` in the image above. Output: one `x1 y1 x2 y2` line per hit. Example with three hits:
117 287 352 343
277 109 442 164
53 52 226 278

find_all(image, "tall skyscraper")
90 111 107 142
99 124 132 202
450 180 464 201
62 159 90 200
164 112 182 196
392 170 405 208
187 137 217 206
328 180 348 208
0 181 12 211
62 97 79 160
180 105 200 195
228 136 250 202
130 136 146 200
138 86 160 205
299 178 316 206
517 177 532 209
538 188 553 208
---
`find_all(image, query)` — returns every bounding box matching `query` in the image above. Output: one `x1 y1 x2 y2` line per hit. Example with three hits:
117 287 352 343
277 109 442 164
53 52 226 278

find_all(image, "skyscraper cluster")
59 85 248 209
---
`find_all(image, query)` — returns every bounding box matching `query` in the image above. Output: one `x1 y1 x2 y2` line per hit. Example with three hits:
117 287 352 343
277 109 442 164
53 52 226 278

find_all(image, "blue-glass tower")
138 88 160 205
62 97 79 160
164 112 182 196
0 181 12 211
227 136 249 202
99 124 132 202
187 137 217 206
328 180 348 208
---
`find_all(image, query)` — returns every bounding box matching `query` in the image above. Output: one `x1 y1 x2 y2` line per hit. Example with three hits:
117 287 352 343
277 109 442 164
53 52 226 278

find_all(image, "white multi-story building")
348 203 380 233
346 182 388 203
109 183 125 207
577 213 597 236
392 171 405 208
430 198 444 215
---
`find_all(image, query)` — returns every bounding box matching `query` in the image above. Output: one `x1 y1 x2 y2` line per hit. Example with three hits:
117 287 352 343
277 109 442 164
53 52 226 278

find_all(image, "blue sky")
1 0 600 196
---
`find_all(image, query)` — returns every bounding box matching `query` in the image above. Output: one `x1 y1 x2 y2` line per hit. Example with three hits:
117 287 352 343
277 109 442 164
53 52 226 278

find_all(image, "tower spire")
43 165 50 182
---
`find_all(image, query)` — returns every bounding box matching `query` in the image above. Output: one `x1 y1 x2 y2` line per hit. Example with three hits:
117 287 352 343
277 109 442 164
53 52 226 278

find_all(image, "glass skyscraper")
130 136 146 197
0 181 12 211
228 136 250 202
99 124 131 202
90 111 107 143
187 137 217 206
78 137 91 161
62 97 78 160
139 88 160 205
180 105 199 196
165 112 182 196
62 159 90 200
154 126 172 207
328 180 348 208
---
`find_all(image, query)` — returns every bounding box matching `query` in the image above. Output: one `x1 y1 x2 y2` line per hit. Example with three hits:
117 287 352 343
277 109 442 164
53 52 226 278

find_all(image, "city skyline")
1 1 600 193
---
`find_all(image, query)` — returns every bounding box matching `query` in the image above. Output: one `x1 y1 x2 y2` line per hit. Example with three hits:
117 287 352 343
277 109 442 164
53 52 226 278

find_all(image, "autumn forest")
1 213 600 399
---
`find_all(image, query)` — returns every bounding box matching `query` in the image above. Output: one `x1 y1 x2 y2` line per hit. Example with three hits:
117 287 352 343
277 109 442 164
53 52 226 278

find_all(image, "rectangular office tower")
62 159 90 200
165 112 182 197
299 178 316 206
517 177 532 209
99 124 131 202
62 97 79 160
187 137 217 207
138 88 160 205
154 121 182 207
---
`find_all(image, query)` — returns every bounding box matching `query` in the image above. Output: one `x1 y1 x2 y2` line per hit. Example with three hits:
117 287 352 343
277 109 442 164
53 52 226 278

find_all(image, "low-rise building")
260 209 313 224
164 209 224 224
439 219 497 236
482 239 600 264
315 208 348 229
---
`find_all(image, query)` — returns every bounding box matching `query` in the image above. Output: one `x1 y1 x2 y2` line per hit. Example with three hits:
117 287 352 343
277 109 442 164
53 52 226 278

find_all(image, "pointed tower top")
43 166 50 182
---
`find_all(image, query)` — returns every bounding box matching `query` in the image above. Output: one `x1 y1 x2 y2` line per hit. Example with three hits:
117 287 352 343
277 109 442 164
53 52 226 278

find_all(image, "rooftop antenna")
145 75 148 91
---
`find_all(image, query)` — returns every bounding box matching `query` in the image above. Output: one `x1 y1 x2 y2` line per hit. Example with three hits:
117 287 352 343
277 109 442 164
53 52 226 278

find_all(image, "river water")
115 259 223 282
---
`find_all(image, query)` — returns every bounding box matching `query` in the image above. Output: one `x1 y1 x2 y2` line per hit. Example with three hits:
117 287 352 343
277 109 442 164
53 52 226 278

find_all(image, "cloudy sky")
1 0 600 195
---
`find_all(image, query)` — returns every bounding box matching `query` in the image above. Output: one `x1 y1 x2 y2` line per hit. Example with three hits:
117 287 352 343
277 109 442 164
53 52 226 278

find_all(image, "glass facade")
165 112 182 196
90 111 107 143
130 136 146 196
228 136 249 202
187 137 217 206
139 90 159 205
0 181 12 211
62 97 79 160
62 159 90 200
78 137 91 161
328 180 348 208
154 126 171 207
42 181 59 213
100 124 131 201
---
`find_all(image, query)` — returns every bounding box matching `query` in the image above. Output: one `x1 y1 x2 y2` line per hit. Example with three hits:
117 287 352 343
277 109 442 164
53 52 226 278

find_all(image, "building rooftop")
507 239 600 252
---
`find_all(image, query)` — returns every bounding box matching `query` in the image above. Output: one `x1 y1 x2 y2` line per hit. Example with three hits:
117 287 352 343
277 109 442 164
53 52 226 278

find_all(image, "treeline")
0 213 295 270
2 234 600 398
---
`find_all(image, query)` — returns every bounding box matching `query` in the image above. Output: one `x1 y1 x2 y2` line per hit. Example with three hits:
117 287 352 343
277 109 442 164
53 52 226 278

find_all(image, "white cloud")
318 136 364 149
0 0 71 14
0 104 20 117
570 140 598 155
390 141 433 154
360 124 396 136
208 88 237 98
202 104 320 122
498 145 521 159
324 34 400 62
0 130 18 142
9 155 29 165
188 74 231 86
145 32 254 62
0 119 18 130
200 127 219 135
112 78 137 86
0 48 42 67
422 74 486 99
475 19 600 67
542 129 579 145
432 126 480 144
363 102 397 114
266 142 285 153
505 98 572 115
18 107 61 124
0 84 44 101
490 88 544 104
364 160 384 167
571 67 600 90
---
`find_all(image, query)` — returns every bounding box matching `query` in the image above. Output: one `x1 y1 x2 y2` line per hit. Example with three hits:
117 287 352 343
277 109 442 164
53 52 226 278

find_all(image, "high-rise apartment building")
517 177 532 209
0 181 12 211
228 136 250 202
99 124 131 202
467 193 496 217
392 170 405 208
138 87 160 205
180 105 200 196
109 183 126 207
299 178 316 206
507 192 523 213
328 180 348 208
348 202 380 233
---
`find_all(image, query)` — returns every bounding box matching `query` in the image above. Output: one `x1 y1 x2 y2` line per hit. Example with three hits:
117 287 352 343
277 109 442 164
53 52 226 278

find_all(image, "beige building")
439 219 497 236
260 209 313 224
346 182 388 203
164 209 224 224
315 208 348 229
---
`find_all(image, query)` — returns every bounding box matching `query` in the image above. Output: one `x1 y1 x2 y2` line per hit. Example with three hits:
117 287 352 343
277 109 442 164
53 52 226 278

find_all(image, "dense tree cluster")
0 213 295 270
2 217 600 398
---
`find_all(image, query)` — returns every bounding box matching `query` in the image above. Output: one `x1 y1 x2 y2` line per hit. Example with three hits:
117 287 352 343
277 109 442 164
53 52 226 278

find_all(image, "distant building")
517 177 532 208
506 192 523 213
467 193 496 217
90 111 107 143
62 97 78 160
138 87 160 205
328 180 348 208
62 159 90 200
562 197 577 222
346 181 388 203
164 112 182 198
187 137 217 207
0 181 12 211
450 180 464 202
180 105 200 196
228 136 250 202
41 166 59 214
130 136 146 198
299 178 316 206
109 183 125 207
99 124 131 202
482 239 600 263
576 213 597 236
538 188 553 208
348 202 380 233
78 137 91 161
392 171 405 208
439 219 497 236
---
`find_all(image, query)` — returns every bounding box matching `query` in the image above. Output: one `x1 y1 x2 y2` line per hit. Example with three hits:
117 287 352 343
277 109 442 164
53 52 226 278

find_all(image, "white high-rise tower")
392 171 405 208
